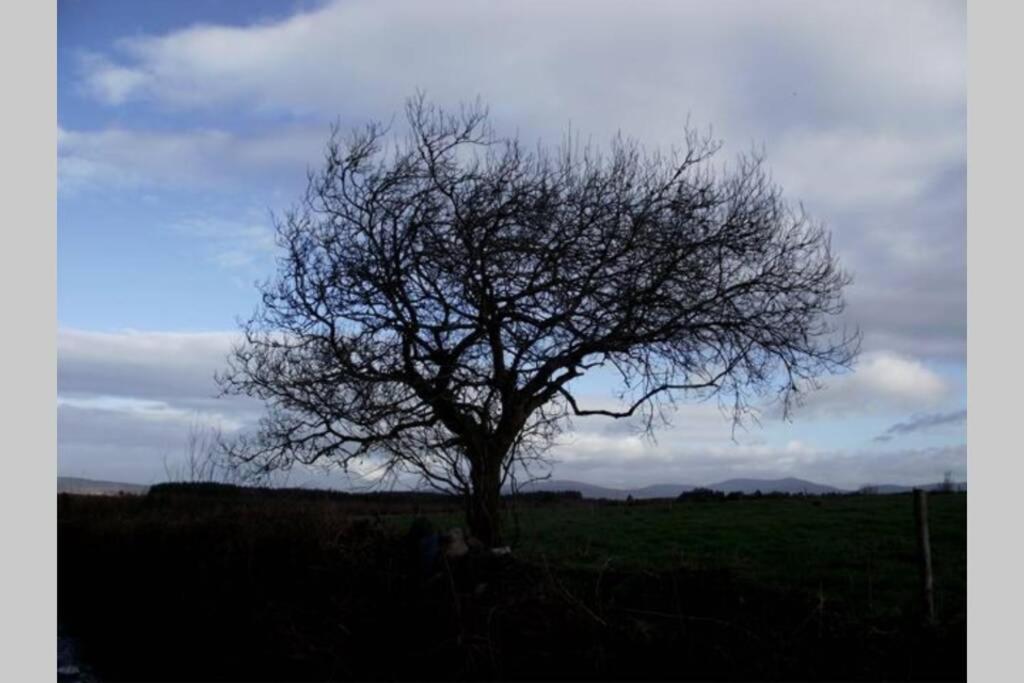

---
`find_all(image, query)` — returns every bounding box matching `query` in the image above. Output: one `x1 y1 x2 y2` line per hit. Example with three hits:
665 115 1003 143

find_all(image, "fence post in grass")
913 488 936 625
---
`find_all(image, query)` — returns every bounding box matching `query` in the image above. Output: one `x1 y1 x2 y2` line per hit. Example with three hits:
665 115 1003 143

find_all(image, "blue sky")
57 0 966 489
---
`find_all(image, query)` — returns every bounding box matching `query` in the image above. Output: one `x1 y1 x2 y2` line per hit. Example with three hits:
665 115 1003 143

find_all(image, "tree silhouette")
218 95 858 545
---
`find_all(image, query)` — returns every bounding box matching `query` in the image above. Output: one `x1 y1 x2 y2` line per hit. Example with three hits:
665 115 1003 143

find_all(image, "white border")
0 0 56 680
2 0 1017 680
968 1 1024 681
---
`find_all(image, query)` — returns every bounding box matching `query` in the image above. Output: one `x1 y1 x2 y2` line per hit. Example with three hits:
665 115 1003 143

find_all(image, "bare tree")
218 95 858 545
163 421 242 485
940 470 956 494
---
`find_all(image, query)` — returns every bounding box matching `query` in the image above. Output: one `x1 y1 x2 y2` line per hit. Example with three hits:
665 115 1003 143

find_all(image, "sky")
57 0 966 490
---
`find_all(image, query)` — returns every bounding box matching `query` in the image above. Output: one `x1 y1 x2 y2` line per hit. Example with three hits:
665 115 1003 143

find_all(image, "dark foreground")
58 486 966 681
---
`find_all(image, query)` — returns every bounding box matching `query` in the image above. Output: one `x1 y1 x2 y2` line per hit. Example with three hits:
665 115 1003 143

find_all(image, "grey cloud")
59 403 215 483
59 403 200 452
58 402 372 489
794 444 966 490
58 329 264 482
57 328 264 421
832 162 966 361
873 409 966 443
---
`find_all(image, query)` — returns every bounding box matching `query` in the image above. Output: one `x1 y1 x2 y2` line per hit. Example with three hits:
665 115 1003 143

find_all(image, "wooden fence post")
913 488 936 625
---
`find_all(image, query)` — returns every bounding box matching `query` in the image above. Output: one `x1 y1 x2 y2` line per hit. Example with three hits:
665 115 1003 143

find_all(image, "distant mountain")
57 475 963 500
704 477 846 495
58 477 150 496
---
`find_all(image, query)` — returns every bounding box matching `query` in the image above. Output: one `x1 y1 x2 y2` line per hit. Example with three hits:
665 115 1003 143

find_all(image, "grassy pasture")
58 488 966 680
510 494 966 621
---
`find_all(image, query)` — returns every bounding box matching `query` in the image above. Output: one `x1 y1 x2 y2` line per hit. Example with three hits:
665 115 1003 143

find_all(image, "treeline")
145 481 582 506
675 487 847 502
148 481 448 503
674 487 965 502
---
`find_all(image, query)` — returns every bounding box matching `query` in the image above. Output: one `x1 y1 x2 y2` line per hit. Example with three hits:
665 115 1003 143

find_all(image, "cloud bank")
58 329 964 488
62 0 966 362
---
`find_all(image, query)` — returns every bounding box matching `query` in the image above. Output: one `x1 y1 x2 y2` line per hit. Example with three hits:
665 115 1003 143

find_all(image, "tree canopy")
219 95 858 544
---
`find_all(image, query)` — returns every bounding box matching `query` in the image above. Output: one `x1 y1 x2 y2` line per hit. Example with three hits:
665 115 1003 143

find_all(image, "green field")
511 494 966 619
58 489 966 680
377 493 965 622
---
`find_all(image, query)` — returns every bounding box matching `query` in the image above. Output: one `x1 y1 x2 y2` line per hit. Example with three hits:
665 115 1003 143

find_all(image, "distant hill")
58 475 964 500
58 477 150 496
703 477 846 495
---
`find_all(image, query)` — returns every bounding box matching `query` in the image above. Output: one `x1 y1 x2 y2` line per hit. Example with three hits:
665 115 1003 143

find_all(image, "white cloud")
78 52 150 105
57 125 326 192
57 395 245 432
786 351 949 419
77 0 963 134
561 431 651 461
173 216 278 270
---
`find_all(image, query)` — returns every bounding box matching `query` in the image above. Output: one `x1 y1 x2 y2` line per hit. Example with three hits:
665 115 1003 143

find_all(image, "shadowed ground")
58 487 965 681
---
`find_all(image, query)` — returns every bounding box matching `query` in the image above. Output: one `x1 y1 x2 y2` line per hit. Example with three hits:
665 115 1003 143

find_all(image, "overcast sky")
57 0 966 490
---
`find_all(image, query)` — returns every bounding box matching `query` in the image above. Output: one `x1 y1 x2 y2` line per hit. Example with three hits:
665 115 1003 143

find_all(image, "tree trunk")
467 455 503 547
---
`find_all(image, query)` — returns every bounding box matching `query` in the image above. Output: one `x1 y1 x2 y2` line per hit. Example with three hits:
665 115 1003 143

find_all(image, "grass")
58 488 966 681
511 494 966 620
